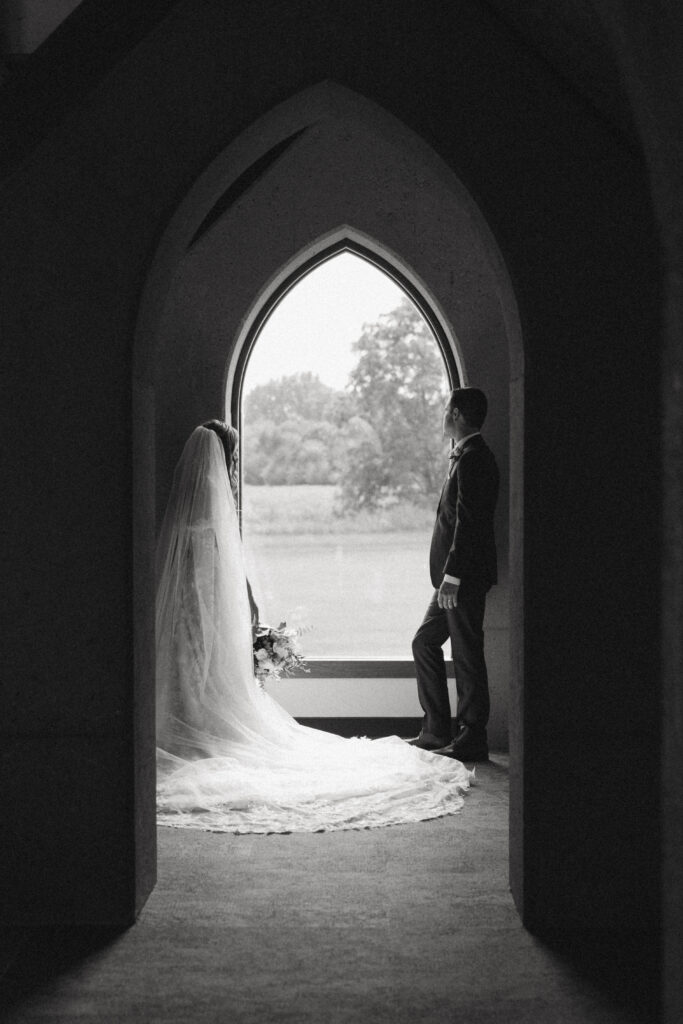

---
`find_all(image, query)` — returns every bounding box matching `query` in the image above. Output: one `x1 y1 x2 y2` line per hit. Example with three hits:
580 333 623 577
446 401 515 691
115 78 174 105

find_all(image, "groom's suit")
412 433 499 743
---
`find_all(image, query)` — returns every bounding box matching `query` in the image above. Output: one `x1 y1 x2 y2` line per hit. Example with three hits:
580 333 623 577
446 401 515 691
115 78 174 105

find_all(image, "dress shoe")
433 725 488 762
405 733 451 751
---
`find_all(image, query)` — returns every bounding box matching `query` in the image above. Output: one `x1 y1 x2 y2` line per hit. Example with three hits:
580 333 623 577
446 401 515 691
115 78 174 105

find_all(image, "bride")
155 422 472 833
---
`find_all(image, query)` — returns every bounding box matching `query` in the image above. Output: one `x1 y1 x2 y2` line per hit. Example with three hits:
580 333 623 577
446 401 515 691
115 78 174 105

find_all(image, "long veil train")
155 426 472 833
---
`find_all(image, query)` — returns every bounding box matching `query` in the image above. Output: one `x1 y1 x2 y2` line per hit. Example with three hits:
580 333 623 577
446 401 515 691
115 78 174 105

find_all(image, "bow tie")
448 447 462 462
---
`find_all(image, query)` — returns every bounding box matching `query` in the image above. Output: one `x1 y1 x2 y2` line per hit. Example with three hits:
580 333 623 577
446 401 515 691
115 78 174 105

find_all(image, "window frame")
232 239 460 677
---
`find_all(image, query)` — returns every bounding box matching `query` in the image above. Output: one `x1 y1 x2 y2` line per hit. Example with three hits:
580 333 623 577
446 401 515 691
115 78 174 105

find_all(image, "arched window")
236 245 457 664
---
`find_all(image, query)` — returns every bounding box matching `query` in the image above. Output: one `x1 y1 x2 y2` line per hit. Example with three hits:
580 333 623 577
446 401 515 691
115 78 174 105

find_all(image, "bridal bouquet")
252 621 309 687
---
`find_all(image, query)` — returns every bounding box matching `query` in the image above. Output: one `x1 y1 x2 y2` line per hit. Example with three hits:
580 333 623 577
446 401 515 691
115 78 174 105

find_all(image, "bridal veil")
156 426 472 832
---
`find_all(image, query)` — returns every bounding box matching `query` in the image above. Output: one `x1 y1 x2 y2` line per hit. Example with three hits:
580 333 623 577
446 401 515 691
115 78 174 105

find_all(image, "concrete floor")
0 756 659 1023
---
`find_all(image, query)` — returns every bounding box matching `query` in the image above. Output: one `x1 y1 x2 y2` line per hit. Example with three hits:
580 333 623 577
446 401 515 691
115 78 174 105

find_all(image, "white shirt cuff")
443 574 460 585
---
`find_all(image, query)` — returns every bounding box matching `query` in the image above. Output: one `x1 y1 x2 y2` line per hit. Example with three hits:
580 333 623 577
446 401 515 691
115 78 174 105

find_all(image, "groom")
408 387 499 762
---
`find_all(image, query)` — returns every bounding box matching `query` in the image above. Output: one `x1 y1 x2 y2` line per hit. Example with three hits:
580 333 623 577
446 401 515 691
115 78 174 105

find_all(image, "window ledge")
293 659 454 679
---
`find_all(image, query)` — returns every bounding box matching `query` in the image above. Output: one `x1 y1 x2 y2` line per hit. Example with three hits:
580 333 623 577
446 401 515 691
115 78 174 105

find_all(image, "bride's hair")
202 419 239 500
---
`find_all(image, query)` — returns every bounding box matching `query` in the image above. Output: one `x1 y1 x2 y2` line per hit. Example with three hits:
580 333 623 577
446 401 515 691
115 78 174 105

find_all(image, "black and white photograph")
1 1 681 1022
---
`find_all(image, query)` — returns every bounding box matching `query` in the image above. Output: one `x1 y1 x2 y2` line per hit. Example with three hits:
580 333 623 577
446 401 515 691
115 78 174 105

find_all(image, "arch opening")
234 244 459 663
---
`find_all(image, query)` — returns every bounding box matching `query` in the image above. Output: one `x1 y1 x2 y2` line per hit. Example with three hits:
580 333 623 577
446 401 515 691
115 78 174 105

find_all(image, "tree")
243 415 359 485
243 372 338 423
242 372 361 485
339 297 450 511
241 309 450 500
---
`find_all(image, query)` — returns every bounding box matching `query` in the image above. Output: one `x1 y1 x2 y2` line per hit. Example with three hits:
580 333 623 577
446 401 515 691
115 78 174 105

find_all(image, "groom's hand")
438 580 459 610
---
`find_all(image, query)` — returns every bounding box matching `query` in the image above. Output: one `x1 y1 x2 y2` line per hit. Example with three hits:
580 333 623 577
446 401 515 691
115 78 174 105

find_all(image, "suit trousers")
412 581 490 741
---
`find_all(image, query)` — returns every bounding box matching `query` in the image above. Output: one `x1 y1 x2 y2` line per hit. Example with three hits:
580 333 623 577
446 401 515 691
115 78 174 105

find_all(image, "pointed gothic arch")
228 232 462 436
134 79 524 899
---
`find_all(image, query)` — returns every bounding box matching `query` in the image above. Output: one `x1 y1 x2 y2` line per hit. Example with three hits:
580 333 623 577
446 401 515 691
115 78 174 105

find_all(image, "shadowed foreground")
0 756 658 1023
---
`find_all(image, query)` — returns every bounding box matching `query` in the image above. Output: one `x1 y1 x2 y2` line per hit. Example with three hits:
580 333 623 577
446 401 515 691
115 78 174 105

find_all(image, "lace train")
157 691 473 833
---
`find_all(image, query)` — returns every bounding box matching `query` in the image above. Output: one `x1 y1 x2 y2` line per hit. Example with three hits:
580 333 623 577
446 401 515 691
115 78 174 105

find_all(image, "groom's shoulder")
462 434 495 459
460 436 498 473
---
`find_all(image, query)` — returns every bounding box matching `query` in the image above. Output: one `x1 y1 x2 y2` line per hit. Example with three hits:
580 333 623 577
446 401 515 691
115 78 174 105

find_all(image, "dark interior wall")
0 0 662 938
593 3 683 1016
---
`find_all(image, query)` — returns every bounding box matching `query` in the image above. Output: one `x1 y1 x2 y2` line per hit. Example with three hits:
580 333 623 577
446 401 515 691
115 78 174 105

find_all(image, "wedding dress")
156 426 472 833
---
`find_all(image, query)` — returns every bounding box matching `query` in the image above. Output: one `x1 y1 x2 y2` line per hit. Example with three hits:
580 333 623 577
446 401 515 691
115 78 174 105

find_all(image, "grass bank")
243 484 433 535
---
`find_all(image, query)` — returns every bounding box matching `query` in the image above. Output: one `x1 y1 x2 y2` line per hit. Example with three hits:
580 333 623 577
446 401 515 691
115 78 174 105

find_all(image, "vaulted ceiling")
483 0 636 145
0 0 637 164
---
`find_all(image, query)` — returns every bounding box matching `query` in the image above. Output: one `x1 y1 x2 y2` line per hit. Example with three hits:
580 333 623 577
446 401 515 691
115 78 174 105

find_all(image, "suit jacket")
429 433 499 590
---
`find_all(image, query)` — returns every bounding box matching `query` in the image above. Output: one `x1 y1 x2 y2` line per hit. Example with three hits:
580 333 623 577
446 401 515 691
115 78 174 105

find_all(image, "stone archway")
134 79 523 893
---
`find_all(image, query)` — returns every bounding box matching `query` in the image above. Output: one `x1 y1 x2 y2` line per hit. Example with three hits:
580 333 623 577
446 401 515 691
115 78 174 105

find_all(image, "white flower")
253 617 309 687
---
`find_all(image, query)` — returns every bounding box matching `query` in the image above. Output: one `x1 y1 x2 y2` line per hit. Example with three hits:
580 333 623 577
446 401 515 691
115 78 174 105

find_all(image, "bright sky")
243 252 407 393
